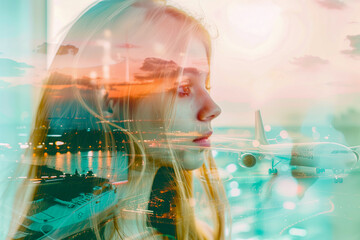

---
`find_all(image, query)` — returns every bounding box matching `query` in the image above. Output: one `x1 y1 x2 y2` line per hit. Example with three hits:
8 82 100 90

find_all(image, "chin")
181 150 206 170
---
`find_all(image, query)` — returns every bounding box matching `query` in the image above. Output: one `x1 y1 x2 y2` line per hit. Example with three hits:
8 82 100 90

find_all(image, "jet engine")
238 153 257 168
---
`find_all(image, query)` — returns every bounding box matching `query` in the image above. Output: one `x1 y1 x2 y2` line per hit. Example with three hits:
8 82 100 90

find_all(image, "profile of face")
128 24 221 170
134 47 221 170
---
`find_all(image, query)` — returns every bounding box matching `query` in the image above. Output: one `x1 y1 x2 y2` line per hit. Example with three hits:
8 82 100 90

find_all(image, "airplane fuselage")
259 142 358 170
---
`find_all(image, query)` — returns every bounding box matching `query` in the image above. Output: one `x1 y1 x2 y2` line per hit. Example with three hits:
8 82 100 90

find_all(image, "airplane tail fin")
255 110 269 145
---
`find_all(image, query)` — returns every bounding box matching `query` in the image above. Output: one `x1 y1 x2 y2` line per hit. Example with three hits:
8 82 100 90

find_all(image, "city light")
280 130 288 139
283 201 296 210
289 228 307 237
252 140 260 147
230 188 241 197
264 124 271 132
229 181 239 189
212 150 218 157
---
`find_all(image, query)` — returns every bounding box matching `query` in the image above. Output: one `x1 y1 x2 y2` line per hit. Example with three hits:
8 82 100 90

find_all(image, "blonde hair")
10 0 229 239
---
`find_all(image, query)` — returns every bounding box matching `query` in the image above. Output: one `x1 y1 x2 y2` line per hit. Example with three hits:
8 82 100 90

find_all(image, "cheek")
134 95 161 119
132 92 176 141
170 98 198 130
132 96 163 141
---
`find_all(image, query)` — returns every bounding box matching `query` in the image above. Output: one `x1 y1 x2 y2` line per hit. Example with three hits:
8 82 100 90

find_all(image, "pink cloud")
290 55 329 69
36 42 79 55
115 43 141 49
135 57 180 80
315 0 346 10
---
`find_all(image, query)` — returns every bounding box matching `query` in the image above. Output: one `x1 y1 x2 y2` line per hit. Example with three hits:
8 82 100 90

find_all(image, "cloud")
315 0 346 10
35 42 48 54
0 58 34 77
44 72 94 88
115 43 141 49
135 57 180 80
45 72 73 85
342 35 360 57
35 42 79 55
290 55 329 68
57 44 79 55
0 80 10 88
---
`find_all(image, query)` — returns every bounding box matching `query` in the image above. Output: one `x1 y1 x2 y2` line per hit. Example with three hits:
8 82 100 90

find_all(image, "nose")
197 95 221 122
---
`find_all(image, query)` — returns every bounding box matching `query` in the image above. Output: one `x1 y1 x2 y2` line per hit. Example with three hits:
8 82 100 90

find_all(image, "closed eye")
177 84 191 97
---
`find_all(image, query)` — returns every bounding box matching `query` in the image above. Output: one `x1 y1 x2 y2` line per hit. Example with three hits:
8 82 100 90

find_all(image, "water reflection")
38 151 128 182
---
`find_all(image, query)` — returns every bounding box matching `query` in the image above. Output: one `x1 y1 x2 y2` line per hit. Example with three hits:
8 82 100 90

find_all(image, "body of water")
40 150 128 182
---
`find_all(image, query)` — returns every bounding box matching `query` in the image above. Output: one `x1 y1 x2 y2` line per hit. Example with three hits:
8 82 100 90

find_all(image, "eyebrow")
179 67 210 90
183 67 199 74
183 67 209 76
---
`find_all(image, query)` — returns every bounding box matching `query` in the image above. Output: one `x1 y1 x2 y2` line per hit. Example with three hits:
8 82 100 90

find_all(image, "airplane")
234 110 359 180
143 110 359 183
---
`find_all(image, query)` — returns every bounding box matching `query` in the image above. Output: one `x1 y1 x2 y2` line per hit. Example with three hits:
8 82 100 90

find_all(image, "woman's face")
133 37 221 170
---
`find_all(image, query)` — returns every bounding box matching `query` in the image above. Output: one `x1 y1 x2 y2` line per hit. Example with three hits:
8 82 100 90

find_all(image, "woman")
10 0 229 239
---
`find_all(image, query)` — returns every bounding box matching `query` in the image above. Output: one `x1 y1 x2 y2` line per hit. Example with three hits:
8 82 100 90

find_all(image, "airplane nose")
353 151 359 162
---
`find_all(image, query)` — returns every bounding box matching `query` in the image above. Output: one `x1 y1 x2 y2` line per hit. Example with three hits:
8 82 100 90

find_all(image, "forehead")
115 6 210 70
180 37 209 74
125 22 209 73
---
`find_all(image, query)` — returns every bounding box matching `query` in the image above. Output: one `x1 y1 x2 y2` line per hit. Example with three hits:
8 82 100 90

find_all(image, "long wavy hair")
9 0 229 239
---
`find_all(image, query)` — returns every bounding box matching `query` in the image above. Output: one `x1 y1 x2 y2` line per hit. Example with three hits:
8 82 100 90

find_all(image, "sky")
1 0 360 128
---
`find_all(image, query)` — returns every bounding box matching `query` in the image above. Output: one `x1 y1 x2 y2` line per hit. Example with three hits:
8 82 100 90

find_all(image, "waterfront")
38 150 128 182
2 125 360 239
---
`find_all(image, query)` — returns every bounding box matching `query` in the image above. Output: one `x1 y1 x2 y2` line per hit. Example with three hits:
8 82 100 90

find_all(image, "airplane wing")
210 145 266 154
210 135 274 157
211 136 254 142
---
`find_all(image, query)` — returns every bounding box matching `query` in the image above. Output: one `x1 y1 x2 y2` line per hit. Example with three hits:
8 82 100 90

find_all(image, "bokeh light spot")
280 130 288 139
226 163 237 173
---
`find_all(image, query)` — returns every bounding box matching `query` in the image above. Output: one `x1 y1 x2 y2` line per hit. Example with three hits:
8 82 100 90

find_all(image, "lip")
193 131 213 147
